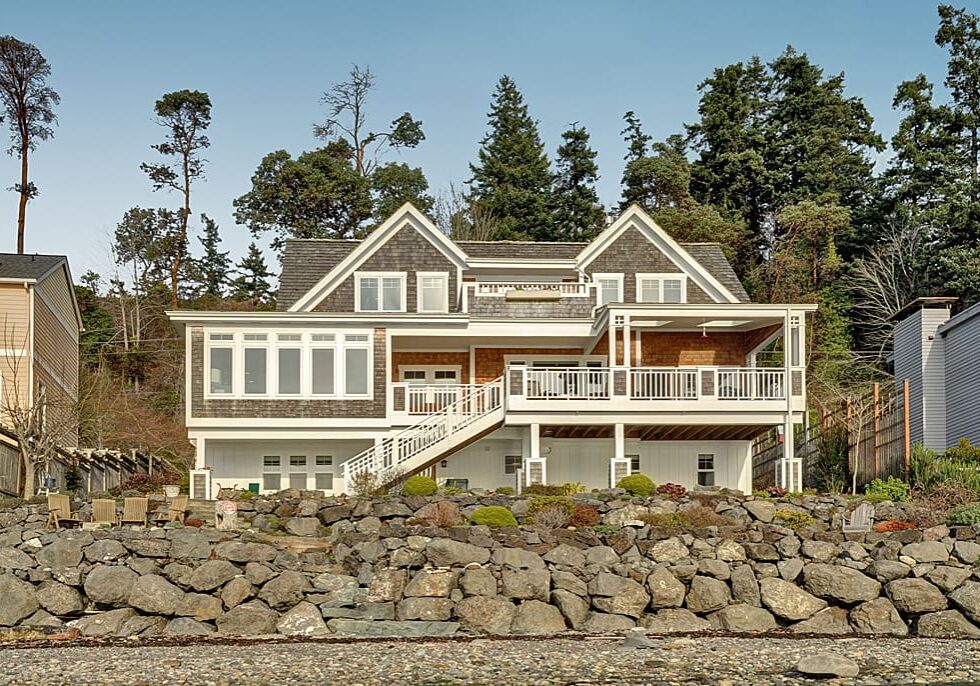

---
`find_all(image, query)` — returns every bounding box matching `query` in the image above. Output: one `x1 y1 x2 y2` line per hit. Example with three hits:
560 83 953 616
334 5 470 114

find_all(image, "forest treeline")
3 5 978 462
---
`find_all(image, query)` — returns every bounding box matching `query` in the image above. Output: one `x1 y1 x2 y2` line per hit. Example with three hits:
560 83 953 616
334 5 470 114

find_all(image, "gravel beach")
2 636 980 685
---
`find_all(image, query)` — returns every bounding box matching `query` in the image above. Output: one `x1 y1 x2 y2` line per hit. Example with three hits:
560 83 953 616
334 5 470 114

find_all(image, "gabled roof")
575 205 741 303
278 240 359 310
457 241 587 261
288 204 468 312
682 244 751 303
0 253 66 281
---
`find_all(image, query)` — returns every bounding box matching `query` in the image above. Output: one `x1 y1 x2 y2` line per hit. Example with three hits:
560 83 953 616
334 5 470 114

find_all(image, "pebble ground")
1 636 980 685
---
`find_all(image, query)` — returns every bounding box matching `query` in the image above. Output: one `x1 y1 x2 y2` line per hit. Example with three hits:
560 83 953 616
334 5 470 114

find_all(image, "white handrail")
630 368 698 400
405 384 482 414
716 368 785 400
472 282 590 297
525 367 610 400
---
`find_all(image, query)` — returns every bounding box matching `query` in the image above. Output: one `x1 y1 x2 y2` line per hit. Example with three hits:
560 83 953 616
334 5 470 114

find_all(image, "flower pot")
164 485 180 498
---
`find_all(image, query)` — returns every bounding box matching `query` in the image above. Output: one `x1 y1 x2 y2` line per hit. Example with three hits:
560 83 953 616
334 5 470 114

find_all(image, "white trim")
0 349 26 357
355 272 407 313
592 273 623 307
635 273 687 304
28 284 34 408
289 204 468 312
397 365 462 383
416 271 450 314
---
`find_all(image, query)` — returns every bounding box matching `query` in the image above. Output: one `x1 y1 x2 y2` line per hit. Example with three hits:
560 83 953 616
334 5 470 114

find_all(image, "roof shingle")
0 253 66 281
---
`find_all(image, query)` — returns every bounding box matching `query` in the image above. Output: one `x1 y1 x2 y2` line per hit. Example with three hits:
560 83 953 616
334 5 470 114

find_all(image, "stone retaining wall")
2 491 980 639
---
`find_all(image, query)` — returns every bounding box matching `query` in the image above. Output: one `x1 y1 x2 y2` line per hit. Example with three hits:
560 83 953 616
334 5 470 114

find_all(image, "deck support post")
609 423 630 487
776 413 802 492
524 423 546 486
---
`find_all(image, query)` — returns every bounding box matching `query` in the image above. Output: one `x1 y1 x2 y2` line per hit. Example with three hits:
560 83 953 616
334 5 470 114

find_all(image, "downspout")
27 283 34 407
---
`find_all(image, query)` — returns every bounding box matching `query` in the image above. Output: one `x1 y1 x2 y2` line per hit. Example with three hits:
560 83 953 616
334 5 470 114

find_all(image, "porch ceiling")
541 424 773 441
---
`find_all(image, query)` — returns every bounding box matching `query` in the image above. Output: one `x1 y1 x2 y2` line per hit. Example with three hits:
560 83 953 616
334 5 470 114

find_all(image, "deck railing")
473 282 591 297
716 368 785 400
630 368 699 400
405 384 483 414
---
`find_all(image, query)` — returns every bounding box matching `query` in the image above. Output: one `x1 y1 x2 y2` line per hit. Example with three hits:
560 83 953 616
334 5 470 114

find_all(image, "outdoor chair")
842 501 875 533
91 499 117 527
153 494 188 524
46 493 79 530
120 497 148 527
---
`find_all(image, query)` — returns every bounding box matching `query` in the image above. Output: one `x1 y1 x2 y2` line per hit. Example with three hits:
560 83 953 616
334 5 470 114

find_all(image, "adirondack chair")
120 497 148 527
842 502 875 533
154 494 188 524
46 493 79 530
91 499 117 527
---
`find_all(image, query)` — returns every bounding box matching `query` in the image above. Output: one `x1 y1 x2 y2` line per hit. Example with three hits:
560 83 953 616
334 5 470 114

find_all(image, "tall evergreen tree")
469 75 554 240
621 134 692 212
229 243 274 306
190 213 231 298
621 111 650 165
552 124 605 240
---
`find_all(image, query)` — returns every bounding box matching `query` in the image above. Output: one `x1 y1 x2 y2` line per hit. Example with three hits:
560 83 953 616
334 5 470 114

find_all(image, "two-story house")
169 204 814 498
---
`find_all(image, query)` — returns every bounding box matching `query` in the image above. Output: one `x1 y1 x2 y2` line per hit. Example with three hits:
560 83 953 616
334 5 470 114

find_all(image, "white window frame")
635 273 687 304
398 365 462 384
276 334 303 396
242 333 271 397
206 333 235 396
315 455 334 491
355 271 407 313
697 453 716 488
262 455 282 492
593 273 624 307
504 455 522 475
417 271 449 313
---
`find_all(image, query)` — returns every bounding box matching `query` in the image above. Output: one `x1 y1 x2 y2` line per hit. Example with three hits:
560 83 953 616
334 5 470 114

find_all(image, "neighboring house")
169 204 814 498
892 296 980 451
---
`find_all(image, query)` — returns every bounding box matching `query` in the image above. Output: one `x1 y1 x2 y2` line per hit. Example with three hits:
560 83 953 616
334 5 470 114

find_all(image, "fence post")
903 378 911 482
872 383 880 479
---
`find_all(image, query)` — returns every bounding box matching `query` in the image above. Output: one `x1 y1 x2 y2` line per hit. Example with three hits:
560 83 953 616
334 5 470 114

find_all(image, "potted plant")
164 484 180 498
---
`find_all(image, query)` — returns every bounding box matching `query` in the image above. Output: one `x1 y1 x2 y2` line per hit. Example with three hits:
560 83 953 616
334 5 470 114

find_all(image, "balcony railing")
403 384 483 414
716 368 785 401
473 282 591 297
630 368 699 400
526 367 609 400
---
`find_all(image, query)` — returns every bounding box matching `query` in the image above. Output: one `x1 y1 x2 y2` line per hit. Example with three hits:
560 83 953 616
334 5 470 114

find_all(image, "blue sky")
0 1 964 282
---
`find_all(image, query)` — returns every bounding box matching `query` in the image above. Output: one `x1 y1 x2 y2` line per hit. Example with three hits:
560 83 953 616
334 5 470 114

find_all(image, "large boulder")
543 544 586 569
801 564 881 605
917 610 980 638
501 569 550 602
0 574 39 626
511 600 567 635
276 601 329 636
455 596 515 635
493 547 546 570
686 575 731 614
0 547 35 570
459 568 497 597
187 560 240 592
849 598 908 636
797 654 860 679
284 517 321 537
886 578 947 615
708 604 777 632
641 608 711 633
646 567 686 609
551 589 590 629
404 569 456 598
36 581 83 616
647 537 689 563
900 541 949 564
581 613 636 632
220 577 255 609
215 541 277 563
83 539 127 563
169 531 211 560
128 574 186 615
258 570 308 610
165 617 215 636
425 539 490 567
950 581 980 623
216 599 279 635
789 607 853 635
366 569 408 603
71 608 136 637
396 597 454 621
759 577 827 621
589 572 650 618
730 565 761 606
743 499 776 523
926 566 972 593
84 565 138 607
176 593 223 621
36 539 83 570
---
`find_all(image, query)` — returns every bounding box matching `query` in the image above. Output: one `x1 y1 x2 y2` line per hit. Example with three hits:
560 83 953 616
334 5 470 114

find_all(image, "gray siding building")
893 297 980 450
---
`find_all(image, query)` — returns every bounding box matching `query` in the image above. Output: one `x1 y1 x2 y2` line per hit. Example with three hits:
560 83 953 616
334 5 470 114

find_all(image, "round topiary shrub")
402 475 438 497
470 506 518 527
616 473 655 496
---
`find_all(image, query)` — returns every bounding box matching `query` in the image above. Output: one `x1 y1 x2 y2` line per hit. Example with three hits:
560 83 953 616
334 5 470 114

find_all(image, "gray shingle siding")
277 240 359 311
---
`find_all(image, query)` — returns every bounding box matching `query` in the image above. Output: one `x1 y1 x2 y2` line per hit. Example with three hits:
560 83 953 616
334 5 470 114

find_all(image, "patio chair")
163 494 188 523
842 502 875 533
91 499 117 527
120 497 148 527
46 493 79 530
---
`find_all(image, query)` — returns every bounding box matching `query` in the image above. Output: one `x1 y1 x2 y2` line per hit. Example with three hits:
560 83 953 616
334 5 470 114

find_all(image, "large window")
289 455 307 490
356 272 406 312
594 274 623 307
209 334 234 394
636 274 686 303
344 338 370 395
417 272 449 313
243 334 268 395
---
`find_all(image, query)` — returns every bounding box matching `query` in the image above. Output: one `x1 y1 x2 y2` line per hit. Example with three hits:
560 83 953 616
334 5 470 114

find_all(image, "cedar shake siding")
473 348 583 384
313 226 459 313
190 327 388 419
584 226 714 304
591 330 777 367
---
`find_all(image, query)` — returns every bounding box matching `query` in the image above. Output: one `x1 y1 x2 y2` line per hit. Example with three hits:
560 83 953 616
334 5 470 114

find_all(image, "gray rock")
366 569 407 603
165 617 215 636
760 577 827 621
901 541 949 564
84 565 138 607
245 562 276 586
850 597 908 635
326 618 458 637
404 569 455 597
284 517 321 537
789 607 853 635
128 574 185 615
70 608 136 637
258 570 308 610
686 575 731 614
585 546 620 565
742 542 779 561
36 539 82 570
926 565 973 593
621 631 657 648
36 581 83 616
169 531 211 560
581 613 636 632
954 540 980 565
124 539 170 558
604 503 649 527
118 615 168 637
949 581 980 623
551 589 590 629
215 541 277 563
511 600 566 635
886 578 947 614
917 609 980 638
22 610 63 628
220 577 254 609
802 563 881 604
216 599 279 635
501 569 550 602
83 539 127 563
188 560 240 592
708 604 777 632
869 559 911 583
425 539 490 567
716 540 746 562
777 558 804 582
493 547 546 569
589 572 650 618
551 570 588 596
0 546 34 570
276 601 329 635
460 568 497 597
0 574 39 626
730 565 761 607
543 544 586 568
455 596 515 634
743 500 776 523
396 597 454 621
646 567 686 608
797 653 860 678
647 537 689 563
176 593 223 621
801 539 837 562
698 559 731 580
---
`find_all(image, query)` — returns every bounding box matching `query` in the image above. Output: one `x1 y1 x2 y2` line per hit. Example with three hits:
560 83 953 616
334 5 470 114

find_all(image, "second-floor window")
417 272 449 313
356 272 406 312
594 274 623 307
636 274 686 303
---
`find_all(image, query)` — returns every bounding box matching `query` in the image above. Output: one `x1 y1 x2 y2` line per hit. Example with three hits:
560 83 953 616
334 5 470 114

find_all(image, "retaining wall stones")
2 491 980 639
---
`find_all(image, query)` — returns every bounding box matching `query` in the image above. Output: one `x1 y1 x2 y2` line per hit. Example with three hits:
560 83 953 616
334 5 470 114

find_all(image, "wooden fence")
753 380 911 492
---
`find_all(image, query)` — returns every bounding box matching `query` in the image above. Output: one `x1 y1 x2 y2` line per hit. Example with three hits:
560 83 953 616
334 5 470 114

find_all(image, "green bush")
945 438 980 463
946 503 980 526
470 506 518 527
560 482 586 495
772 509 815 530
524 484 563 496
494 486 515 496
864 476 909 503
402 475 438 497
813 424 849 494
526 496 575 528
616 473 655 496
909 442 941 489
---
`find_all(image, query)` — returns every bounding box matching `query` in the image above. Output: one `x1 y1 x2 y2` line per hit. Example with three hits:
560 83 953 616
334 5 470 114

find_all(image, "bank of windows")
207 332 371 398
697 453 715 487
636 274 686 304
261 454 335 492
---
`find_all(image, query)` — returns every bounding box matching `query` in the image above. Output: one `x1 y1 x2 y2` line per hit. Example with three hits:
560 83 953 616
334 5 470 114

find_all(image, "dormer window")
356 272 406 312
636 274 686 304
417 272 449 313
594 274 623 307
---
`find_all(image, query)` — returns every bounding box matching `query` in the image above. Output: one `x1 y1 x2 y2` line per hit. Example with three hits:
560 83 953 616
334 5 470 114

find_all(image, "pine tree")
229 243 274 305
469 75 554 240
189 213 231 298
621 111 650 165
552 124 606 240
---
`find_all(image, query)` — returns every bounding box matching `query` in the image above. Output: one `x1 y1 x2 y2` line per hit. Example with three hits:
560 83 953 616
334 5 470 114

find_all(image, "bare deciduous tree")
433 182 499 241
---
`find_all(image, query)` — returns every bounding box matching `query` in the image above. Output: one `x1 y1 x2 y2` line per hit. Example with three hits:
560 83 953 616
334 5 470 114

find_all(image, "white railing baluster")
715 368 786 400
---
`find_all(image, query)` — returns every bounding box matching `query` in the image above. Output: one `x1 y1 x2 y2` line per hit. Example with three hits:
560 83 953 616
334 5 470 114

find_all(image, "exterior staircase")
342 377 505 492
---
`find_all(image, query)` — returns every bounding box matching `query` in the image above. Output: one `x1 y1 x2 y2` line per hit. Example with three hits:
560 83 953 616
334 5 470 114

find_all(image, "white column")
525 423 546 486
614 423 625 461
529 423 540 459
610 422 630 486
778 413 801 492
623 318 631 368
607 323 616 366
194 437 206 469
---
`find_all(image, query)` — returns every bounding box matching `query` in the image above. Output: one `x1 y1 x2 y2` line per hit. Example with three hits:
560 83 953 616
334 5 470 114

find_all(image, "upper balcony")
461 281 596 319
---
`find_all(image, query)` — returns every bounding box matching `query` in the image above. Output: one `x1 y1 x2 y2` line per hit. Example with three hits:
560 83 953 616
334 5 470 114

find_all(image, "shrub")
655 483 687 500
526 496 574 528
767 486 788 498
813 424 849 494
524 484 564 496
909 443 941 489
864 476 909 503
907 481 979 527
349 470 386 497
947 503 980 526
439 486 465 496
640 506 732 528
945 438 980 463
616 473 655 496
494 486 515 496
470 506 518 527
772 509 814 530
873 520 916 533
183 518 203 528
560 482 586 495
109 471 181 496
568 503 599 528
402 475 438 497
